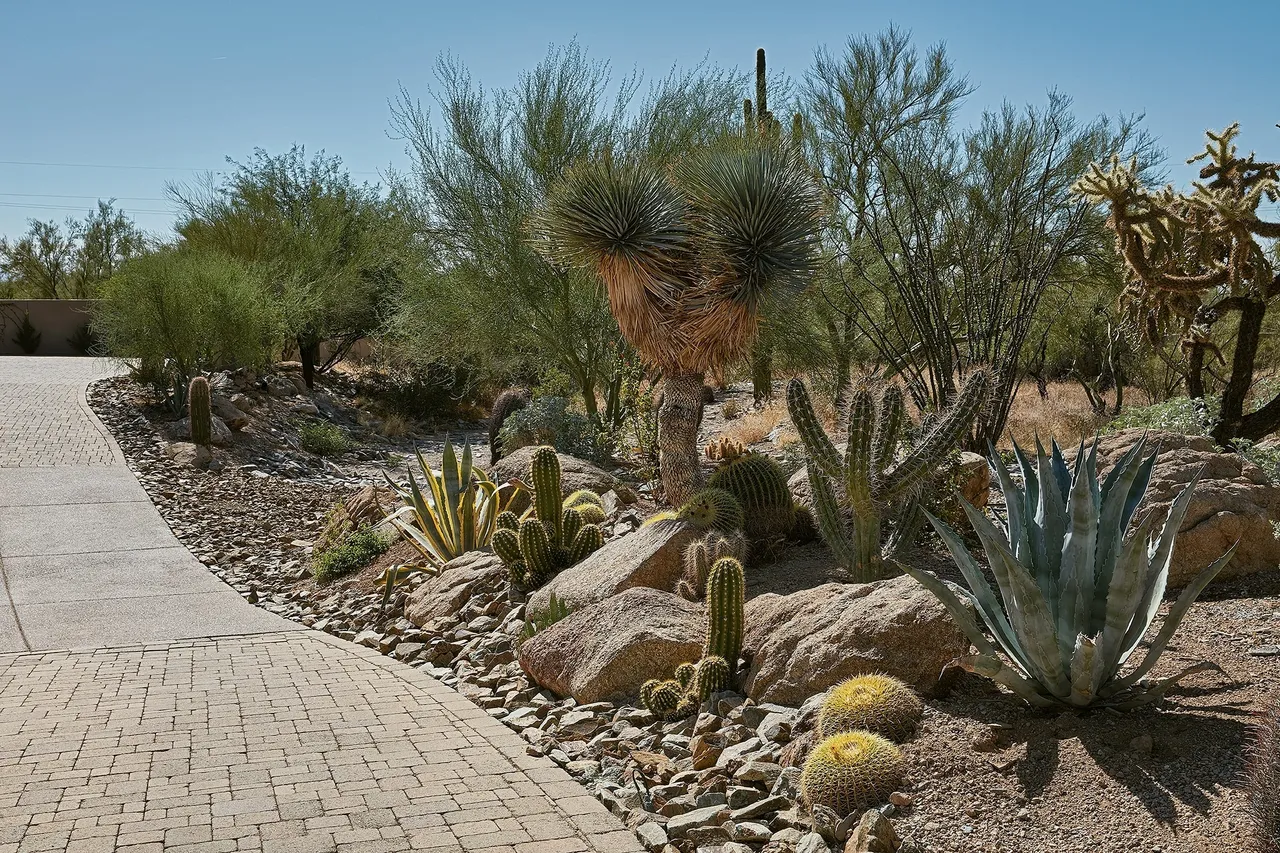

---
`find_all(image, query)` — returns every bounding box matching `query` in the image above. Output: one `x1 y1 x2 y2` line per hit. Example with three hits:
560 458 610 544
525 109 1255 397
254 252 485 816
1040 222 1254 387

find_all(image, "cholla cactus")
491 447 604 590
188 376 213 447
787 371 990 581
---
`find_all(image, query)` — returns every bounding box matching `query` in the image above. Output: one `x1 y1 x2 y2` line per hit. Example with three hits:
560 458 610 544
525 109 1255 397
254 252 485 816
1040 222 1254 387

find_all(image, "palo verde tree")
804 28 1157 445
170 146 406 388
1 202 147 299
1075 124 1280 444
533 139 823 505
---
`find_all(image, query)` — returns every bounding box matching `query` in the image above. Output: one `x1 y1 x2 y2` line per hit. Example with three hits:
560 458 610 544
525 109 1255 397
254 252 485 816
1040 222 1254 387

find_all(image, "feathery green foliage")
901 435 1235 708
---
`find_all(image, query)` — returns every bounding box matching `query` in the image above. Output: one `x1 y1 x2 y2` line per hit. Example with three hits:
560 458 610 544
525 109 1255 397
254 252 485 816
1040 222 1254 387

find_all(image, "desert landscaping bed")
86 369 1280 853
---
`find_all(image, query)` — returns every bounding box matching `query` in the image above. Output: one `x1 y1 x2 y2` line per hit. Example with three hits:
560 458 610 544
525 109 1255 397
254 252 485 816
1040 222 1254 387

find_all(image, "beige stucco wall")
0 300 98 357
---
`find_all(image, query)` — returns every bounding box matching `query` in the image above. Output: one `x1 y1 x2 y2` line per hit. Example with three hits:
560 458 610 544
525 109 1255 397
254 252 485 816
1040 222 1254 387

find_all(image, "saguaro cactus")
786 371 990 580
188 375 212 447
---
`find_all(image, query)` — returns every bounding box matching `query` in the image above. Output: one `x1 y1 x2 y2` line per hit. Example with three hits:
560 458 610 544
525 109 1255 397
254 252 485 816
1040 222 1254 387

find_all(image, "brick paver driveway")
0 357 639 853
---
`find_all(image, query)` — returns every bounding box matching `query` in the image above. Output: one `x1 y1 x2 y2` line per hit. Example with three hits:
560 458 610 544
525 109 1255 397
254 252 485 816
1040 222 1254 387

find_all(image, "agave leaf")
1095 513 1159 681
953 654 1058 709
1091 438 1155 628
987 441 1027 557
1114 470 1204 665
1103 661 1224 709
1119 449 1158 532
458 481 478 552
1067 634 1101 707
893 560 1006 661
960 502 1070 697
1098 433 1147 506
403 467 450 555
922 510 1026 666
1034 438 1068 600
390 514 447 566
438 442 463 549
1057 458 1099 658
1049 438 1072 503
1107 542 1237 693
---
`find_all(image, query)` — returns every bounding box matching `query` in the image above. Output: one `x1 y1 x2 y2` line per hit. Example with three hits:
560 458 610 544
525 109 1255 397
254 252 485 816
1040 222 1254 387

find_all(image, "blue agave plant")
900 435 1236 709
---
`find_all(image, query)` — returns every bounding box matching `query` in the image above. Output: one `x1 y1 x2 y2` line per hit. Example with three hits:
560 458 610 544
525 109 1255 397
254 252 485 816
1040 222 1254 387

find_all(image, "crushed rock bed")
88 377 1280 853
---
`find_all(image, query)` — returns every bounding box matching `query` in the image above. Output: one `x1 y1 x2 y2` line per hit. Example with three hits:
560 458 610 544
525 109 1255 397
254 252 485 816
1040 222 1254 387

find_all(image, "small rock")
888 791 913 808
634 821 668 851
665 805 730 840
1130 734 1153 756
796 831 830 853
846 809 899 853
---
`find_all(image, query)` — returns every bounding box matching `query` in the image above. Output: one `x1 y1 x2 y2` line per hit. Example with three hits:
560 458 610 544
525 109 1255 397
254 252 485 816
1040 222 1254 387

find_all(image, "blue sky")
1 0 1277 239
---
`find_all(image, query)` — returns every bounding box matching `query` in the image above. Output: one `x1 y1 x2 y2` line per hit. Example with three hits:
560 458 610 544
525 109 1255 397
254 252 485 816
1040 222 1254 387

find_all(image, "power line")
0 192 170 202
0 201 173 215
0 159 222 172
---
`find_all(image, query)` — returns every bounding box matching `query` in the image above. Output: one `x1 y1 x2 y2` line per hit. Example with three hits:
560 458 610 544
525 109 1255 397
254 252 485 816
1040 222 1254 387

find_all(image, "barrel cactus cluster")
800 674 922 815
707 452 798 541
491 446 605 591
641 556 745 720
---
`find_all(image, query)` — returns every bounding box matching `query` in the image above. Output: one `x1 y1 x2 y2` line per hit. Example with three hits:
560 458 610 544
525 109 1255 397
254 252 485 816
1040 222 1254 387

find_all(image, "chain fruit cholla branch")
1073 124 1280 444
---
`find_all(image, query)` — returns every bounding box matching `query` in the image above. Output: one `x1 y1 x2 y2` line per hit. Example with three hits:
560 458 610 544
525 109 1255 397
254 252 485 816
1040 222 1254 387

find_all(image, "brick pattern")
0 632 642 853
0 358 124 468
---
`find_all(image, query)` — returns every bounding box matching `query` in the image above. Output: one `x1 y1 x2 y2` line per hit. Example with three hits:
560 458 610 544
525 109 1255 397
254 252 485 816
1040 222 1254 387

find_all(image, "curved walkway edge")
0 357 641 853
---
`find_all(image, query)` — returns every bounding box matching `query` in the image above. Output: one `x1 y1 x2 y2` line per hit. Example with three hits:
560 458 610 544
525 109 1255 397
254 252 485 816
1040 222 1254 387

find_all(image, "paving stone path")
0 358 640 853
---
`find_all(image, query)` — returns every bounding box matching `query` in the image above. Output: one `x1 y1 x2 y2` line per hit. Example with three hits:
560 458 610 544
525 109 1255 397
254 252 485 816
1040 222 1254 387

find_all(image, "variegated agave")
379 438 525 612
900 435 1236 709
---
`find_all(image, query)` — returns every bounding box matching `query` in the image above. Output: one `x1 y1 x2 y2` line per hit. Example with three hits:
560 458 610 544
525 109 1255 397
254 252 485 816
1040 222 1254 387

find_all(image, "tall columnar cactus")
707 453 795 540
786 370 990 581
188 375 213 447
704 557 744 675
491 446 605 590
1247 697 1280 853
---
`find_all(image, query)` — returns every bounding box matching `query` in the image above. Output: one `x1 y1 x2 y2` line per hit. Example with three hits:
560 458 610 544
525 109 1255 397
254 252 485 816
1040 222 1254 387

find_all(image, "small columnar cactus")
488 388 529 464
677 531 747 600
704 436 748 462
817 674 924 743
786 371 990 581
704 557 744 673
676 488 744 534
1246 697 1280 852
564 490 606 525
707 453 795 540
800 731 905 816
491 447 604 590
188 375 213 447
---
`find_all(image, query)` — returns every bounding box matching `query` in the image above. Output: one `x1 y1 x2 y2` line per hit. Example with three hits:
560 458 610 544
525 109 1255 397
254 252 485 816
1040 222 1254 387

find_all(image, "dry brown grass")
1000 381 1151 449
722 400 788 447
379 413 410 438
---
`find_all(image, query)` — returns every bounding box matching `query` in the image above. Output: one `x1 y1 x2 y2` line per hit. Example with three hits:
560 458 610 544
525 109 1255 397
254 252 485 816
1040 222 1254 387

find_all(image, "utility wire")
0 192 170 202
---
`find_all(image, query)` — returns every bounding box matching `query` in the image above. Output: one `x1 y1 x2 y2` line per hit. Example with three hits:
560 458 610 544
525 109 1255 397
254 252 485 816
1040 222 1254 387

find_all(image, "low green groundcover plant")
312 527 391 583
299 421 350 456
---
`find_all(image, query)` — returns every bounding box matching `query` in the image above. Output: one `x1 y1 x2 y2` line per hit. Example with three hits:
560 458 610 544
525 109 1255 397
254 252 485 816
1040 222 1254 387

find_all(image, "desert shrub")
498 395 601 461
94 247 279 400
299 421 351 456
312 527 391 583
1108 395 1221 436
67 322 102 356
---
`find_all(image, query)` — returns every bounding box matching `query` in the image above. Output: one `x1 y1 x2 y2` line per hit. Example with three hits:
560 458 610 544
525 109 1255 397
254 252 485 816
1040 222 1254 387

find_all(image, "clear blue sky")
1 0 1277 239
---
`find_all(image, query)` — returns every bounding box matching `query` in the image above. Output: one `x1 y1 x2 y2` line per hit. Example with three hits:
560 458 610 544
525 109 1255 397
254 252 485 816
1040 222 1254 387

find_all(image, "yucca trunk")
659 371 704 506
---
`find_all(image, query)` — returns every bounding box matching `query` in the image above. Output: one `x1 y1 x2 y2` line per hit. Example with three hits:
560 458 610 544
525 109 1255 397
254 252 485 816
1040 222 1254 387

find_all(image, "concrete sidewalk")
0 357 292 652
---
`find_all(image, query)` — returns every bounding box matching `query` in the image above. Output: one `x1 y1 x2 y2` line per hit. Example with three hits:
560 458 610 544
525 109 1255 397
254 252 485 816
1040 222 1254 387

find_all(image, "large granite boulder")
210 393 249 431
518 587 704 703
489 447 635 502
1082 430 1280 587
528 521 699 616
742 575 969 703
405 552 506 628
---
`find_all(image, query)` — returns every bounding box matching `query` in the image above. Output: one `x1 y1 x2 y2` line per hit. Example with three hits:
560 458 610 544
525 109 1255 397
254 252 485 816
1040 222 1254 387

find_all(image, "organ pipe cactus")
491 446 605 591
188 375 212 447
900 435 1236 709
786 371 990 581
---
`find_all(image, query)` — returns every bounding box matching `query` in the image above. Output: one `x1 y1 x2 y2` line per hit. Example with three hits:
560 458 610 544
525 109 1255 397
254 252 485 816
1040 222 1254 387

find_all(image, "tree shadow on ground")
937 673 1252 823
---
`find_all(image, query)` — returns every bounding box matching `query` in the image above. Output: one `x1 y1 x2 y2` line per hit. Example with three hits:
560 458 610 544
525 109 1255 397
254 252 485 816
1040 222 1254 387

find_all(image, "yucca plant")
900 435 1236 709
533 139 821 506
